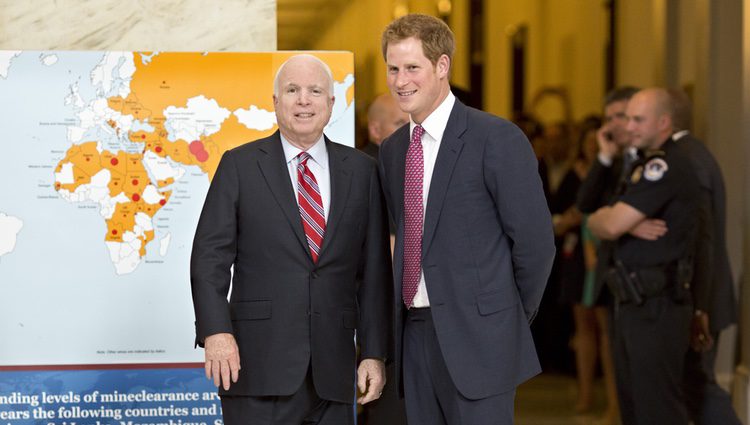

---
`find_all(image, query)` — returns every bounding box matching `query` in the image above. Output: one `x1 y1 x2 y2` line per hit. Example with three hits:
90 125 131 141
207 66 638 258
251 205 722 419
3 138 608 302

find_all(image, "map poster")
0 51 354 425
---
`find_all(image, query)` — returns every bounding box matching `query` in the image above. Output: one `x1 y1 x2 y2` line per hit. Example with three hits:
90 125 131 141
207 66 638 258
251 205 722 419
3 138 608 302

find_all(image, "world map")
0 51 354 366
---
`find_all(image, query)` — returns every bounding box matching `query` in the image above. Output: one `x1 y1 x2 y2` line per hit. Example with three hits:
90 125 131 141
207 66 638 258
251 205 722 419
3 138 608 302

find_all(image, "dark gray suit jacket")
191 131 392 403
379 99 555 399
675 132 737 331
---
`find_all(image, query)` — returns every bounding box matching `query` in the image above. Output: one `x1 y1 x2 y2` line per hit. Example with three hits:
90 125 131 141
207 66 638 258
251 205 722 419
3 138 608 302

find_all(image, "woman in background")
571 117 619 424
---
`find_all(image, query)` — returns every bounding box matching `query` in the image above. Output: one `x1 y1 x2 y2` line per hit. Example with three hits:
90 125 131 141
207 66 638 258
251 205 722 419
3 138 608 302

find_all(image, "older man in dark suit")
378 14 555 425
668 89 741 425
191 54 392 425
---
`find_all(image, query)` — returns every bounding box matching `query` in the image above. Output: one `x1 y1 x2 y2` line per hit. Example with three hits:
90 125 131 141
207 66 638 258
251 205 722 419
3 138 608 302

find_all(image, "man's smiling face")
273 56 334 149
385 37 449 124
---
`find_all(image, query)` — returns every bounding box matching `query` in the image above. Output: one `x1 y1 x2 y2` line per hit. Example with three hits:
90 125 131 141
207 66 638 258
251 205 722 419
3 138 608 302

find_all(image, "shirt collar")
410 91 456 142
280 133 328 169
672 130 689 141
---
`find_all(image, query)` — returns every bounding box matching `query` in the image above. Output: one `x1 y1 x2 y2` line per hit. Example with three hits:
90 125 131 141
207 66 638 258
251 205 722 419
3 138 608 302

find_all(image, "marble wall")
0 0 276 51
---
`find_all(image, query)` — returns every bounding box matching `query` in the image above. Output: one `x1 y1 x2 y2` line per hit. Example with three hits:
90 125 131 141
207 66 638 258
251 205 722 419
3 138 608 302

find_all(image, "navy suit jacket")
378 99 555 399
191 131 392 403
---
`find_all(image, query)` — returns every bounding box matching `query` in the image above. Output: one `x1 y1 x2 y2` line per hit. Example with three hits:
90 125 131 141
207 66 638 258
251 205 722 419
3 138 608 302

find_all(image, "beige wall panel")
0 0 276 51
617 0 660 88
677 0 698 88
741 0 750 420
449 0 470 91
537 0 607 122
703 1 744 397
485 0 539 119
485 0 606 122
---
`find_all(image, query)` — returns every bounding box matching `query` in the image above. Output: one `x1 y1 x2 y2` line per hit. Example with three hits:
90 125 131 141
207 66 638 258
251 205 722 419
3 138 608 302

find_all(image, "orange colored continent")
112 52 353 179
55 143 169 255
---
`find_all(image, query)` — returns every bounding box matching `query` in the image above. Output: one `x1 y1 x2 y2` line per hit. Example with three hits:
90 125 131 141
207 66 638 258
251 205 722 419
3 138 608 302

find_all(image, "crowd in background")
512 86 739 425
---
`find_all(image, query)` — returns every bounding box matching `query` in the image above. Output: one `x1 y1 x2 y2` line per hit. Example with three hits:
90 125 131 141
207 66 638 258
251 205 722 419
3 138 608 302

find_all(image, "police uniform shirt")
614 138 700 268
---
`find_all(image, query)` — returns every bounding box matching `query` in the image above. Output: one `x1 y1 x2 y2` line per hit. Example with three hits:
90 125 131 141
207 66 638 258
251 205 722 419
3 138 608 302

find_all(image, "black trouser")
683 332 742 425
612 295 692 425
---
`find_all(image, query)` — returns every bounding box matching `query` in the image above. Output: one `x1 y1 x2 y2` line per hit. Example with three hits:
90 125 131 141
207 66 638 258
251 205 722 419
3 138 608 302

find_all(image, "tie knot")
297 151 311 166
412 125 425 143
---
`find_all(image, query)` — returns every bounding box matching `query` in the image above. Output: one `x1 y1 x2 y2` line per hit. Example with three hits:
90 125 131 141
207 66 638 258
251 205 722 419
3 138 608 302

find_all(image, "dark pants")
402 307 515 425
683 332 742 425
220 367 353 425
612 295 692 425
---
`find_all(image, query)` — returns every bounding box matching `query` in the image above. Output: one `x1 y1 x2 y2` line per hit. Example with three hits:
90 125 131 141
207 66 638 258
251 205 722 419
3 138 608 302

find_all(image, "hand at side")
204 333 241 390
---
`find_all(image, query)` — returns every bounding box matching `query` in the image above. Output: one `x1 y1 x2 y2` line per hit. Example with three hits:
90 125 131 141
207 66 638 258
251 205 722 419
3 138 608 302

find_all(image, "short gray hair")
273 54 334 96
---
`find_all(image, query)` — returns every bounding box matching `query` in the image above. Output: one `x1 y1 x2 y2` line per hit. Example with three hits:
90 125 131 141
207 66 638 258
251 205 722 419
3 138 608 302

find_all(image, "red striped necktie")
297 152 326 263
403 125 424 307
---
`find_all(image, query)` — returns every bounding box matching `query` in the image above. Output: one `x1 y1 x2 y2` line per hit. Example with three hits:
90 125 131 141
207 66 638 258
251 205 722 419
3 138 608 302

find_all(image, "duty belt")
605 260 692 305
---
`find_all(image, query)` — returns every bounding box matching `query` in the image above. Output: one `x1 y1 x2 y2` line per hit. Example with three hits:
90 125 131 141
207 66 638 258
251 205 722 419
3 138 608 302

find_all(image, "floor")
515 373 620 425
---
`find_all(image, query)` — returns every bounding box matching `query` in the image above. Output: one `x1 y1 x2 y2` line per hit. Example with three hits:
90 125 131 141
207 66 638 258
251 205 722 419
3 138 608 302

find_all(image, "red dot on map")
112 229 118 235
86 157 90 161
155 146 163 153
189 140 210 163
159 199 166 206
111 158 119 166
141 134 146 139
132 179 139 186
132 194 141 202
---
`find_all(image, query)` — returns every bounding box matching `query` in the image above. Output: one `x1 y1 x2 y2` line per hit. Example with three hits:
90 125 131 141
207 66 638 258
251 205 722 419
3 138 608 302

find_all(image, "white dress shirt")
280 134 331 221
410 91 456 308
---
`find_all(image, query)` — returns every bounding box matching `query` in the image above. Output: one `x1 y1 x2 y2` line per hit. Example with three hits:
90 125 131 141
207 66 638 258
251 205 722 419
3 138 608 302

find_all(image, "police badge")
643 158 668 181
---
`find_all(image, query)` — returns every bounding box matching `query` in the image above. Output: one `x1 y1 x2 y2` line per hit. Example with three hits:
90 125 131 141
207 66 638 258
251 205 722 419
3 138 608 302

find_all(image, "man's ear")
658 114 672 132
436 54 450 79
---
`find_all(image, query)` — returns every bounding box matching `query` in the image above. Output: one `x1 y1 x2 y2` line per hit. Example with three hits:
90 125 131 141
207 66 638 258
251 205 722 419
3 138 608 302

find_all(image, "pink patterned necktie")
403 125 424 307
297 152 326 263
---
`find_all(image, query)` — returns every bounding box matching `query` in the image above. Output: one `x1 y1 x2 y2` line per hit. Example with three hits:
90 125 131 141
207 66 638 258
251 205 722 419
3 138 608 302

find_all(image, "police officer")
588 88 706 425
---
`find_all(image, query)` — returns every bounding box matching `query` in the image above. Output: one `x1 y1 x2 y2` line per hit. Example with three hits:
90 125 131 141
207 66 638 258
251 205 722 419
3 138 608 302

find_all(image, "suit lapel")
422 101 467 256
318 138 352 261
392 126 411 224
256 131 309 256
